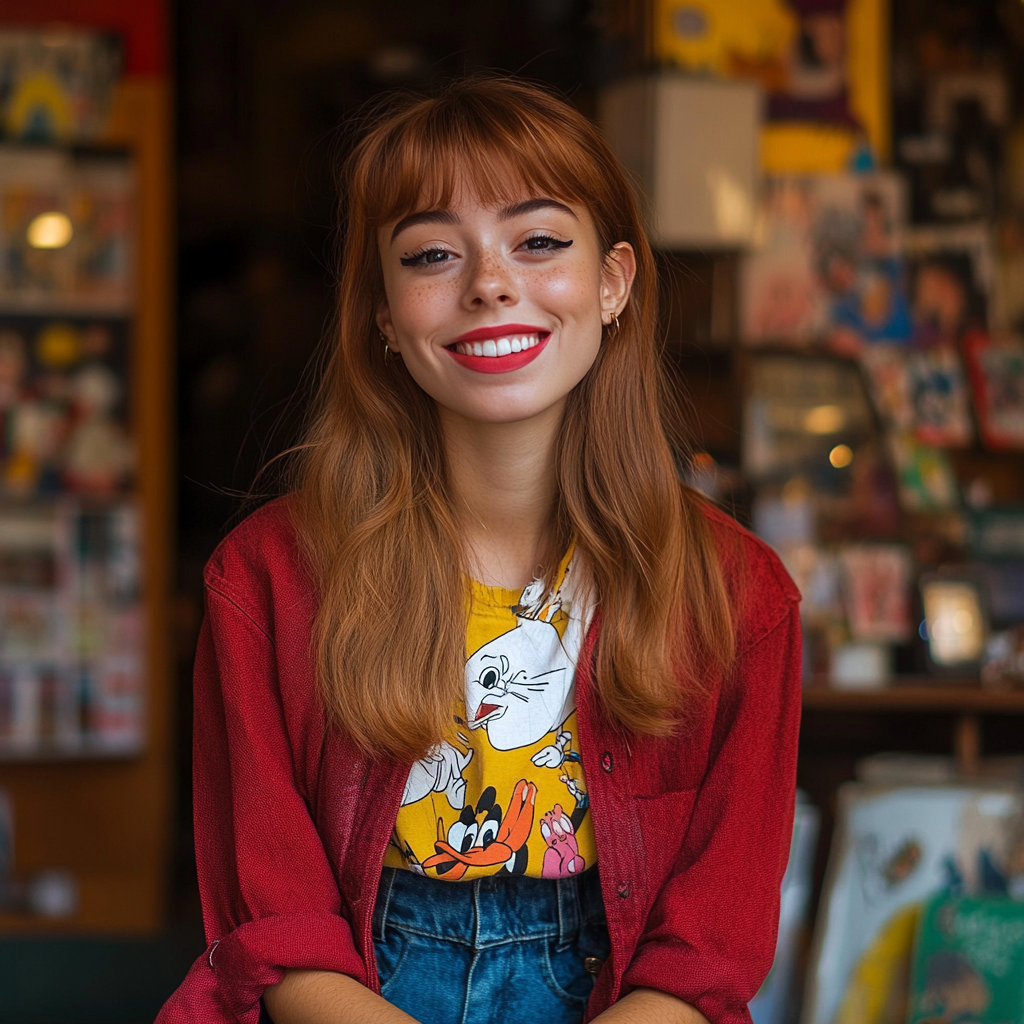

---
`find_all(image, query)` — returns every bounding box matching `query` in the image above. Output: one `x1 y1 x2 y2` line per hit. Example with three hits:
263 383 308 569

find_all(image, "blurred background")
0 0 1022 1021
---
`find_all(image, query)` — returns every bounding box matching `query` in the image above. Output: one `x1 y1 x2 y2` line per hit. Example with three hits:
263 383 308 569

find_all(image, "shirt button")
617 881 631 899
601 751 614 773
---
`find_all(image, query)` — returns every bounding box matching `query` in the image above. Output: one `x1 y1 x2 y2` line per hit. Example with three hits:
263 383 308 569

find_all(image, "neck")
439 402 563 589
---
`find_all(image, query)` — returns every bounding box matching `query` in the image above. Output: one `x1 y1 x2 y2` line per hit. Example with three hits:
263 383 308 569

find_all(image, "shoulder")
203 496 313 635
698 498 801 654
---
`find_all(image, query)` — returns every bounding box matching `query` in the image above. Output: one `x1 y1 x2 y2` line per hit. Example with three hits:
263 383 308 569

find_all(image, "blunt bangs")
351 84 619 249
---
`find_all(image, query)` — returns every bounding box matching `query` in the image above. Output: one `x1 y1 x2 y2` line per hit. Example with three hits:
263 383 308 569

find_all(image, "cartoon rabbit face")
465 617 576 751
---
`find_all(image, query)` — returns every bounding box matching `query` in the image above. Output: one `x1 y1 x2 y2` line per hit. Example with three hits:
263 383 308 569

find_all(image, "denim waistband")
372 867 605 950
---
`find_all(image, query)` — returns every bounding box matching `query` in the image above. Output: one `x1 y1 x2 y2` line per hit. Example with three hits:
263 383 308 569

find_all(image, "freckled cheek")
531 268 599 318
393 280 461 334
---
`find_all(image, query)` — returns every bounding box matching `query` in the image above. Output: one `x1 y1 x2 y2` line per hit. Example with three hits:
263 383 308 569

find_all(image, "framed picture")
743 354 875 483
741 173 910 351
920 573 988 670
803 783 1022 1024
839 544 913 643
963 331 1024 451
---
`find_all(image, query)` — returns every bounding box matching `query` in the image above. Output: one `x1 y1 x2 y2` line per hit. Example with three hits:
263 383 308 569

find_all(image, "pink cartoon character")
540 803 585 878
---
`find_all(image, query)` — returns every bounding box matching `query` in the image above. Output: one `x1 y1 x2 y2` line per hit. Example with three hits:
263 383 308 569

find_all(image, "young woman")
158 78 801 1024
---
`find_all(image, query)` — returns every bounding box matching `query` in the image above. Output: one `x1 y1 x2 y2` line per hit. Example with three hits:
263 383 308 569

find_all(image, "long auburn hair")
291 77 735 762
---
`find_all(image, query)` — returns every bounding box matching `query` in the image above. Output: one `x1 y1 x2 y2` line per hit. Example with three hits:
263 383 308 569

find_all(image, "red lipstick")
446 325 550 374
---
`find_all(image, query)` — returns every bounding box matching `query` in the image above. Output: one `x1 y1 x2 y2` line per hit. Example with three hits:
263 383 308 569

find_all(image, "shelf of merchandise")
0 76 172 934
802 681 1024 713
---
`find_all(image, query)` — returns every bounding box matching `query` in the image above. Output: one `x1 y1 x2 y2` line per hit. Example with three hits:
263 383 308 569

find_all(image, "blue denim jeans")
372 866 610 1024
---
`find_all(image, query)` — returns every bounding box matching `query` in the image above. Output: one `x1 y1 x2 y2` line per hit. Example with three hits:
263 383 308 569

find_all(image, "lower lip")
447 335 549 374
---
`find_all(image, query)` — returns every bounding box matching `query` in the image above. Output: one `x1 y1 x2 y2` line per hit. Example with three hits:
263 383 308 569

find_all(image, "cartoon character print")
465 566 585 762
421 780 537 879
401 732 473 809
540 803 585 878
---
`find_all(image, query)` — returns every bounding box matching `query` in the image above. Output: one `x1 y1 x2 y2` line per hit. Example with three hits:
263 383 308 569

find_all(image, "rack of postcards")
0 31 143 758
737 165 1024 691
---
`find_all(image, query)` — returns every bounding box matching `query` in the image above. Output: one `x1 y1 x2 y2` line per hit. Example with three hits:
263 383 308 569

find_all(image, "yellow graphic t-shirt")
385 549 597 881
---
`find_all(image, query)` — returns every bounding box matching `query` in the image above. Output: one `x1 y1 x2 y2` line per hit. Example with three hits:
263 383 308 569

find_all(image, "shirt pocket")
631 788 699 886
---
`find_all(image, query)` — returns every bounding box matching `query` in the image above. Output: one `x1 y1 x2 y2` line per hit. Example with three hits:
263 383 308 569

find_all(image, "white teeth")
455 333 542 357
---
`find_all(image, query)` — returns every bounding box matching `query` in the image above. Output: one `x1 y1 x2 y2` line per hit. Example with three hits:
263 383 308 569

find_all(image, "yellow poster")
653 0 890 172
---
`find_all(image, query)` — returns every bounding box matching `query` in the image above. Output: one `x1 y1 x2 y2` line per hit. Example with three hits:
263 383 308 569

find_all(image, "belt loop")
372 868 397 942
556 875 580 950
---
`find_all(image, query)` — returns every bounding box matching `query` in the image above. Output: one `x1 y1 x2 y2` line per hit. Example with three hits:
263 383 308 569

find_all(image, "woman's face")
376 187 635 429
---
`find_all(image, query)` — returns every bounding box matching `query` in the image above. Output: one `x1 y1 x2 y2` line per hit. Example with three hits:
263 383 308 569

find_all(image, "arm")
264 972 420 1024
592 988 709 1024
620 602 802 1023
157 588 368 1023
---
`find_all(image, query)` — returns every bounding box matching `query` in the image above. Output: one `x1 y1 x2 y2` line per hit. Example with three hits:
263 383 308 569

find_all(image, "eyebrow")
390 198 577 242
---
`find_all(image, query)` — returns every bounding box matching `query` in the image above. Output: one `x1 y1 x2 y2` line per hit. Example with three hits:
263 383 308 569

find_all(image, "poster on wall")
653 0 890 172
802 784 1022 1024
0 30 121 144
963 330 1024 451
0 315 134 499
741 173 910 350
0 147 134 315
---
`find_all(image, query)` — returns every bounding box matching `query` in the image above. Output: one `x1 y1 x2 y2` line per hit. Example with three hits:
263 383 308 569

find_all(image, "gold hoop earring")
379 330 394 361
612 312 620 331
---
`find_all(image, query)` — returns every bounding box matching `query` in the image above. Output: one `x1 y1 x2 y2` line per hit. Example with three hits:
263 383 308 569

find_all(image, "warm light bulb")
26 212 73 249
804 404 845 434
829 444 853 468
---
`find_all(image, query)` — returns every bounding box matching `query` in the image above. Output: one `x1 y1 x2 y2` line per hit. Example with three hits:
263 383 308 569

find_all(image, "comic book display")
803 784 1022 1024
0 31 121 144
0 86 140 758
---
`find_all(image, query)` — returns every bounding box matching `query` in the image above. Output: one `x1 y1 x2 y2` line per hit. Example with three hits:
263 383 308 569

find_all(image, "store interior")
0 0 1023 1021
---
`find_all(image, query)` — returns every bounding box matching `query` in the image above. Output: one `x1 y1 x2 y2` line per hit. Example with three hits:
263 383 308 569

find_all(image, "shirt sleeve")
156 587 366 1024
620 601 803 1024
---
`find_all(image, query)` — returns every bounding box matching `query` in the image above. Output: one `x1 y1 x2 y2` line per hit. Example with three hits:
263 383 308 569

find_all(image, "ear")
375 300 399 352
599 242 636 326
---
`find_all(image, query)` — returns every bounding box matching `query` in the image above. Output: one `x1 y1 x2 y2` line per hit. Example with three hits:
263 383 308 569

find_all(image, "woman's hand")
263 970 420 1024
590 987 710 1024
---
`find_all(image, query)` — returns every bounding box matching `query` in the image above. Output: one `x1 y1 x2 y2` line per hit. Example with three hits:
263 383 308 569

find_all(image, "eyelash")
399 235 573 267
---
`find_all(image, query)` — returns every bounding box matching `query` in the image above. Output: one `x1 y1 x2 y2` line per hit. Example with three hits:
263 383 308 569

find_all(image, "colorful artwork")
803 784 1021 1024
963 331 1024 451
839 544 913 643
0 316 133 499
0 502 143 755
0 148 134 315
0 31 121 144
861 345 973 448
742 174 911 351
886 433 960 511
653 0 890 171
908 896 1024 1024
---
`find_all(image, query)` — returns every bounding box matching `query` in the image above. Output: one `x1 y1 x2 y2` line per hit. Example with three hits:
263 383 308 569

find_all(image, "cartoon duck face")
422 780 536 879
465 617 576 751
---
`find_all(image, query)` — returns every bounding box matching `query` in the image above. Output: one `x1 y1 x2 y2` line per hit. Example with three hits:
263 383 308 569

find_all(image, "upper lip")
451 324 549 345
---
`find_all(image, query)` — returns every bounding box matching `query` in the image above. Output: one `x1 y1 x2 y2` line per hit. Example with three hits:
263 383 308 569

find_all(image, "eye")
480 667 500 689
400 246 453 267
521 235 573 253
447 819 478 854
479 819 499 848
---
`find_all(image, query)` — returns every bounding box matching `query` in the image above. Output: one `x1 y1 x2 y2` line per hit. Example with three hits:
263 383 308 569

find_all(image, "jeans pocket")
374 925 409 998
543 937 596 1005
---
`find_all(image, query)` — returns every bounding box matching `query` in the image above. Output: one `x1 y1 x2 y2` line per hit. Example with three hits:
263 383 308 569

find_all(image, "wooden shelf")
803 683 1024 713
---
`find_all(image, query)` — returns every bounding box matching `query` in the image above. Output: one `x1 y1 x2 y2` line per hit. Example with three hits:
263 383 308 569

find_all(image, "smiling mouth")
450 333 543 358
446 333 550 374
470 701 505 728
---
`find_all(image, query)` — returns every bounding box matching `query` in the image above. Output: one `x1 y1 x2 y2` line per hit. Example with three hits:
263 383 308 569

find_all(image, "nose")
462 250 519 310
